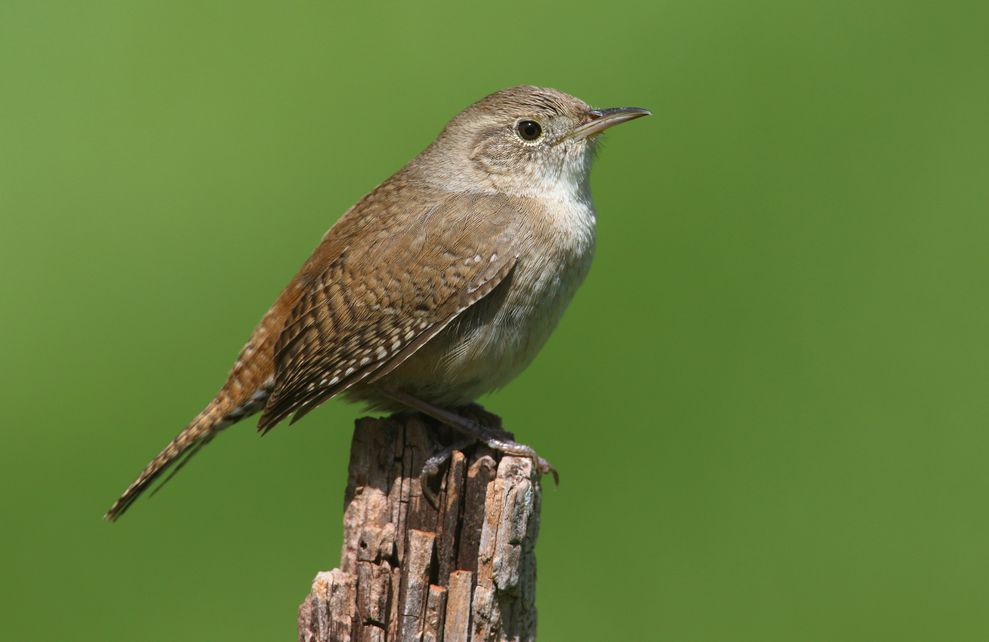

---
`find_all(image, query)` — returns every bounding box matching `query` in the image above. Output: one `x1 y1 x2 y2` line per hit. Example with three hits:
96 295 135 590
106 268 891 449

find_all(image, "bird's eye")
515 120 543 141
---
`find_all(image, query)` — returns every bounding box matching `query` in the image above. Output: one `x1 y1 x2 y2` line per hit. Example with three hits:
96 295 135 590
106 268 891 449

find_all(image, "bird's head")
413 85 650 198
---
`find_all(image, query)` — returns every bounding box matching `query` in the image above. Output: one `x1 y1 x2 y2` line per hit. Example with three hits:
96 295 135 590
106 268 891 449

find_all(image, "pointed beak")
570 106 651 140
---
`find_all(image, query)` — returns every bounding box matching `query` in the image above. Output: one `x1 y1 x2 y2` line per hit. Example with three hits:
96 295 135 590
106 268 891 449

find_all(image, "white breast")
430 186 597 403
376 148 600 407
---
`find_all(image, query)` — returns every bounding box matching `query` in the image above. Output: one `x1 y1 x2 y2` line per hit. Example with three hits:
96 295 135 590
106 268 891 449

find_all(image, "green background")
2 1 988 640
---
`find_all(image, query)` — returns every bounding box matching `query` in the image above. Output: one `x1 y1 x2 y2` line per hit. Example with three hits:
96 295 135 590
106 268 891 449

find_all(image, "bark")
298 410 541 642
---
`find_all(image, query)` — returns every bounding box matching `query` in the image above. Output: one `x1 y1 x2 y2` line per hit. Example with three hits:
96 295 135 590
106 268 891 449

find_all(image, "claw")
419 437 473 509
380 390 561 498
420 469 440 509
478 435 558 484
535 456 560 486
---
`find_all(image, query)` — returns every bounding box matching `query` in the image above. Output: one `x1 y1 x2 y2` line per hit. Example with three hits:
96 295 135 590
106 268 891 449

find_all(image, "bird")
105 85 649 520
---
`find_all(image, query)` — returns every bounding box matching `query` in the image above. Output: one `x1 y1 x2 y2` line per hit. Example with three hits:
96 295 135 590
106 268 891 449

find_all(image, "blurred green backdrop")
2 1 988 640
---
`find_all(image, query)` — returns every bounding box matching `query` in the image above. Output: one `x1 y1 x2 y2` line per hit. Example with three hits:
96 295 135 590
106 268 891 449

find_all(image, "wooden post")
297 410 541 642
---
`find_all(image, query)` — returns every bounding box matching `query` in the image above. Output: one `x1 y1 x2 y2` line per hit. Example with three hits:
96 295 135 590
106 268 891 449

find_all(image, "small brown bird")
106 85 649 520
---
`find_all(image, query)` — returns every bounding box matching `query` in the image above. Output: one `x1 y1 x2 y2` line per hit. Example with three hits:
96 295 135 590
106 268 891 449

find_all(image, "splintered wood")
298 413 541 642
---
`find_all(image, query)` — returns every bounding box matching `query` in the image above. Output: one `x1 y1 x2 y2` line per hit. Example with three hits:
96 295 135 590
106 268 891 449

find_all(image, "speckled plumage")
106 86 648 520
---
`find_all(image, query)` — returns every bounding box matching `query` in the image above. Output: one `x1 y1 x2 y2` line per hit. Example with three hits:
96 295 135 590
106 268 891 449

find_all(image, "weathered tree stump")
298 410 541 642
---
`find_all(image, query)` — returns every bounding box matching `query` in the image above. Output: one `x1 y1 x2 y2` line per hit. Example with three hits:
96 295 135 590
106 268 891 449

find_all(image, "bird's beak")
569 106 651 141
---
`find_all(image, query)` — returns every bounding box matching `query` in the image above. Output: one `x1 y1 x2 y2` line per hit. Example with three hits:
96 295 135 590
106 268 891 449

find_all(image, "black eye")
516 120 542 141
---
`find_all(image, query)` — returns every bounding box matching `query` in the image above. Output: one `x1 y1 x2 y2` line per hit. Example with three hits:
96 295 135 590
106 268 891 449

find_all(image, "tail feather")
104 386 271 521
106 278 294 521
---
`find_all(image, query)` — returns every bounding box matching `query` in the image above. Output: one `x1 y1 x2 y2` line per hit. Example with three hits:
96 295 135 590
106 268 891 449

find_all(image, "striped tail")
104 384 271 521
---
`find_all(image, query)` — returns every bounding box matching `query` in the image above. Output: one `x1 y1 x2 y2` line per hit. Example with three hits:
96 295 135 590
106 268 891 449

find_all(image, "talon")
418 437 473 510
419 458 445 509
382 390 559 495
529 454 559 485
420 469 440 509
535 456 560 485
418 454 446 509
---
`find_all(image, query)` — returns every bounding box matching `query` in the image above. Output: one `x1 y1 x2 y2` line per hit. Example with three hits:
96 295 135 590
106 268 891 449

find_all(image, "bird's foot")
452 403 558 482
418 430 558 509
419 437 475 508
381 390 559 508
473 430 559 485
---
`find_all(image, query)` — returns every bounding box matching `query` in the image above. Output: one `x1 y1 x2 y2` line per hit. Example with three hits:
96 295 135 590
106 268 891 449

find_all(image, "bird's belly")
372 247 593 407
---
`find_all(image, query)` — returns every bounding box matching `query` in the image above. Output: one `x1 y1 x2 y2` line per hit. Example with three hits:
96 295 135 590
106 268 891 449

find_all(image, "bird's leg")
381 389 559 484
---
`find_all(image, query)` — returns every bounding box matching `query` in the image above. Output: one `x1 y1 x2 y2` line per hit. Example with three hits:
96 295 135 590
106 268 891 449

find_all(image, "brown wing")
255 189 520 431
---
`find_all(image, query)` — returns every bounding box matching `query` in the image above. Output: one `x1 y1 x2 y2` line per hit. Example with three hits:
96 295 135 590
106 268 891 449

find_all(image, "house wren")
106 85 649 519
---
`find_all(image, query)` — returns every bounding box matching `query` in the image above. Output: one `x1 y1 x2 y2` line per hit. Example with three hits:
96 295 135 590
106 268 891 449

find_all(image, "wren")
106 86 649 519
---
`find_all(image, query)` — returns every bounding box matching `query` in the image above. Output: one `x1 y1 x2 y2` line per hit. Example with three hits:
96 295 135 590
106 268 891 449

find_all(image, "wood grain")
298 412 541 642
